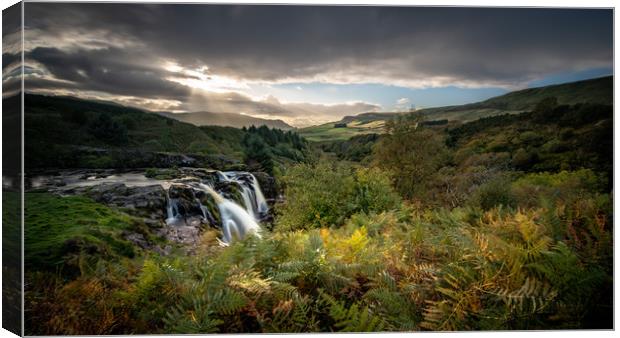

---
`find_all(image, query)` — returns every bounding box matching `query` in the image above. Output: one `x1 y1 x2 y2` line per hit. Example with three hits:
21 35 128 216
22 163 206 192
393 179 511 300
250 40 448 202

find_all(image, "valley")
16 75 614 333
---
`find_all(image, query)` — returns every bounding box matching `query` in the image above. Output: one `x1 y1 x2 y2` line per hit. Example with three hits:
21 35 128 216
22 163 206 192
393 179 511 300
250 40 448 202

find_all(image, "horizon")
3 4 613 127
17 74 612 128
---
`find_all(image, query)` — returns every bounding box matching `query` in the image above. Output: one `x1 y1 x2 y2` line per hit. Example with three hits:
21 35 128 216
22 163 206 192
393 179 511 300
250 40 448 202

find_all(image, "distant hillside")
339 112 400 125
419 76 612 122
300 112 400 142
158 111 293 130
23 94 245 169
300 76 613 142
22 93 309 171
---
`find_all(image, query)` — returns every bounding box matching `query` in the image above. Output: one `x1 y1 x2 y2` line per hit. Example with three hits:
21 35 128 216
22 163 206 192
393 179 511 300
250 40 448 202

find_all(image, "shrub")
276 162 400 231
511 169 605 208
511 148 537 169
470 175 517 210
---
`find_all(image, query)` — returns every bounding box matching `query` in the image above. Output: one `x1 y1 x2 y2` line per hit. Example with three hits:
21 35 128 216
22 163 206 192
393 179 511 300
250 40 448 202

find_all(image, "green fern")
163 299 223 333
320 291 385 332
494 277 557 314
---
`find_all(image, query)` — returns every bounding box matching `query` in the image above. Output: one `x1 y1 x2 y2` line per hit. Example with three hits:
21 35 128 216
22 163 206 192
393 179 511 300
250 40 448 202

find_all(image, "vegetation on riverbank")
25 164 612 333
22 76 613 333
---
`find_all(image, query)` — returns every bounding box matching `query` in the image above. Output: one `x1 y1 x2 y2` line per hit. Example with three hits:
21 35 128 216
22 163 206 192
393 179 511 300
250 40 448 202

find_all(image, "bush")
470 175 517 210
276 162 400 231
511 169 605 208
511 148 538 169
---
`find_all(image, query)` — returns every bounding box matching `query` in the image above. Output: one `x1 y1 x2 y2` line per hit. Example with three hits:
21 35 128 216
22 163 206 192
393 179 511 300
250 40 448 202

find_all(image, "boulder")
65 183 168 221
155 218 202 245
168 184 203 218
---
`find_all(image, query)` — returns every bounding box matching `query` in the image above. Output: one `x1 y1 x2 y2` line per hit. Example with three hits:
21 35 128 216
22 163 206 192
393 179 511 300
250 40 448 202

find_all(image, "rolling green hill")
298 118 385 142
300 76 612 142
22 94 307 170
419 75 612 122
157 110 293 130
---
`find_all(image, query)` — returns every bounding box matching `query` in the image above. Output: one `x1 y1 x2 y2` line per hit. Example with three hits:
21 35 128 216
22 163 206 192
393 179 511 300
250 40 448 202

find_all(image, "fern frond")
319 291 385 332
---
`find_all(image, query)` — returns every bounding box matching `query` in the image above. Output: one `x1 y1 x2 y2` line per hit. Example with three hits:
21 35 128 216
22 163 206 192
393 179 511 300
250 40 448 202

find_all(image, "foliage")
372 114 450 200
89 113 129 146
242 133 275 174
319 133 379 162
21 77 613 334
24 94 310 170
25 184 612 333
275 162 401 230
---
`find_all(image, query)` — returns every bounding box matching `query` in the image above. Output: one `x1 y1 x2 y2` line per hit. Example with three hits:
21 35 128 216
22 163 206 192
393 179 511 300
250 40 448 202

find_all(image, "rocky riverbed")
27 167 279 252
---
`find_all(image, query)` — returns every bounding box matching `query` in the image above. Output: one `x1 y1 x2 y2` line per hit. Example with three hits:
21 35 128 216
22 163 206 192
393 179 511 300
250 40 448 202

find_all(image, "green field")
299 119 387 142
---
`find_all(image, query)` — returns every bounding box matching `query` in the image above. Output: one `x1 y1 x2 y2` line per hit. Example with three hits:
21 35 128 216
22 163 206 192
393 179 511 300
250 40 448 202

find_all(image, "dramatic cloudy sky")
4 4 613 126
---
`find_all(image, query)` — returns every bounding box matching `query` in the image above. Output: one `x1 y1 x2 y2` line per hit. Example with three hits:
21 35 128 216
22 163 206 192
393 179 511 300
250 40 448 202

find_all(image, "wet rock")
168 184 203 218
215 181 244 206
155 218 202 245
177 167 220 184
195 191 221 228
64 183 168 220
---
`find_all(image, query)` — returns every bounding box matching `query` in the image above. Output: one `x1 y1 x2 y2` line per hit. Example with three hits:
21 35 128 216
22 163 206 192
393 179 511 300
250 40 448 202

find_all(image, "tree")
88 113 128 145
532 97 558 123
371 114 450 200
242 133 274 174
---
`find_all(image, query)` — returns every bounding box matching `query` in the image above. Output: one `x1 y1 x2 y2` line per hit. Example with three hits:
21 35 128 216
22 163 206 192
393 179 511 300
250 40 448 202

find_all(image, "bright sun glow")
163 61 249 93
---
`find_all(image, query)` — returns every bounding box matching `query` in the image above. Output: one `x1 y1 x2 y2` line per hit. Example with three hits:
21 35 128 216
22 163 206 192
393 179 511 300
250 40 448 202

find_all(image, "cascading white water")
221 171 269 220
165 190 180 225
197 183 261 244
216 171 258 219
249 174 269 214
239 185 257 220
216 171 231 182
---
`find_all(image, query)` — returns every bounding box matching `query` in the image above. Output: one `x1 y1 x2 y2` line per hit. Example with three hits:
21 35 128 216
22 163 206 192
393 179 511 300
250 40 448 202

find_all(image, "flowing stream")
35 169 269 245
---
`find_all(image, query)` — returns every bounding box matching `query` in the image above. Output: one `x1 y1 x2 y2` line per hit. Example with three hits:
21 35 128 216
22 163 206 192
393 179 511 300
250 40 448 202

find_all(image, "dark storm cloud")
23 4 613 88
2 52 19 69
25 47 191 101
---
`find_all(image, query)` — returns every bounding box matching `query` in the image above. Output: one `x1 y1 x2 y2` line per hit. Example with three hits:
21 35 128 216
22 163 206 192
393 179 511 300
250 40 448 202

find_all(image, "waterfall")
216 171 231 182
197 183 261 244
221 171 269 220
249 174 269 214
162 170 268 244
239 185 257 220
165 190 179 225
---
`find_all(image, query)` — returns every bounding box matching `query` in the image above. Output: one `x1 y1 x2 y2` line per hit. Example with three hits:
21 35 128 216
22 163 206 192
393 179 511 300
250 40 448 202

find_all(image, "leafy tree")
372 114 450 200
242 133 275 174
88 113 128 145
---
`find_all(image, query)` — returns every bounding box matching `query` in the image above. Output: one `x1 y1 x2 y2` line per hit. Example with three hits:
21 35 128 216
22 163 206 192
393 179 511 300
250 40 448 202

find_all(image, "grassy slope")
158 110 293 130
24 94 231 154
299 119 387 142
23 94 249 168
3 191 22 334
25 193 139 274
419 75 613 122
